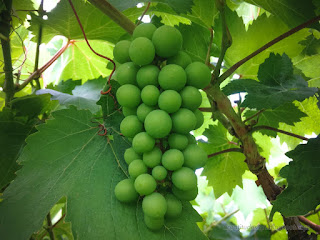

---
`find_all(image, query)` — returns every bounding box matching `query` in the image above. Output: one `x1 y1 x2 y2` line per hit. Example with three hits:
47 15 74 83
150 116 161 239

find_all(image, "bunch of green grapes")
113 23 209 231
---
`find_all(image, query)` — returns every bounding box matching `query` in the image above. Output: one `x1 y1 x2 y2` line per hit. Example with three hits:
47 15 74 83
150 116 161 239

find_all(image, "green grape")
141 85 160 106
143 146 162 168
162 149 184 171
113 40 131 64
129 37 155 66
152 166 167 181
172 167 197 191
132 132 155 153
172 185 198 201
180 86 202 111
134 173 157 195
144 215 164 231
124 147 141 165
167 51 192 69
183 144 207 169
142 192 167 218
133 23 157 40
186 133 197 144
158 90 181 113
120 115 143 138
116 84 141 108
136 65 159 89
122 106 137 117
171 108 197 134
144 110 172 138
116 62 139 85
168 133 188 150
114 179 139 203
165 194 182 218
185 62 211 89
152 25 182 57
136 103 156 122
128 159 147 178
193 109 204 129
158 64 186 91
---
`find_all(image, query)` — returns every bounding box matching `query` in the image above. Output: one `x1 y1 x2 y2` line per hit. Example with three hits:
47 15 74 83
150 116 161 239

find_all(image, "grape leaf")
0 107 206 239
299 32 320 56
270 136 320 219
294 54 320 86
208 221 242 240
47 79 82 94
12 0 36 27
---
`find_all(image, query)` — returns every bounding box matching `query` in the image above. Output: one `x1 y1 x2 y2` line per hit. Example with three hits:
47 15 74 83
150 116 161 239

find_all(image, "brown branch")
298 216 320 234
137 2 150 25
244 109 265 123
218 15 320 83
251 125 309 141
205 28 214 66
208 148 242 158
198 107 212 112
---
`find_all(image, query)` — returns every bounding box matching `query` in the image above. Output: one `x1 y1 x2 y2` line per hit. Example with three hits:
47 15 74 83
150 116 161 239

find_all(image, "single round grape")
183 144 207 169
124 147 141 165
152 166 167 181
158 90 182 113
144 110 172 138
122 106 137 117
134 173 157 195
144 215 164 231
128 159 148 178
152 25 182 57
185 62 211 89
142 192 167 218
133 23 157 40
172 185 198 201
136 65 159 89
132 132 155 153
116 84 141 108
180 86 202 111
171 108 197 134
120 115 143 138
141 85 160 106
162 149 184 171
193 109 204 129
186 133 197 144
167 51 192 69
165 194 182 218
116 62 139 85
113 40 131 64
158 64 186 91
136 103 156 122
143 147 162 168
172 167 197 191
114 179 139 203
129 37 155 66
168 133 188 150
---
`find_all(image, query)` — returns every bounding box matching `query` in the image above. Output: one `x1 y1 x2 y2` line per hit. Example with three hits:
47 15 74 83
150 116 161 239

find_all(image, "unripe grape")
136 65 159 88
172 167 197 191
186 134 197 144
141 85 160 106
136 103 156 122
113 40 131 63
144 215 164 231
129 37 155 66
144 110 172 138
165 194 182 218
162 149 184 171
193 109 204 129
185 62 211 89
171 108 197 134
158 90 181 113
122 106 136 117
134 173 157 195
133 23 157 40
142 192 167 218
172 185 198 201
114 179 139 203
183 144 207 169
167 51 192 69
116 62 139 85
168 133 188 150
132 132 155 153
124 147 141 165
152 166 167 181
128 159 147 178
180 86 202 111
152 25 182 57
116 84 141 108
120 115 143 138
158 64 186 91
143 147 162 168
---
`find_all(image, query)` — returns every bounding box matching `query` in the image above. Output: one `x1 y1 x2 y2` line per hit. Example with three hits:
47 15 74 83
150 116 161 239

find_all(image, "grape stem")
203 209 239 234
205 28 213 66
207 148 242 158
136 2 151 25
243 109 265 123
251 125 309 141
45 212 55 240
298 216 320 234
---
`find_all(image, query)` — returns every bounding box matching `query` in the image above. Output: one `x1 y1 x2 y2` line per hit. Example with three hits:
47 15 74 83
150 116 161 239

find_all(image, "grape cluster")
113 23 209 231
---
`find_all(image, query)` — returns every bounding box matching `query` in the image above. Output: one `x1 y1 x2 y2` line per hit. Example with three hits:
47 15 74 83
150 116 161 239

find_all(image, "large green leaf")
0 107 206 239
271 136 320 218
